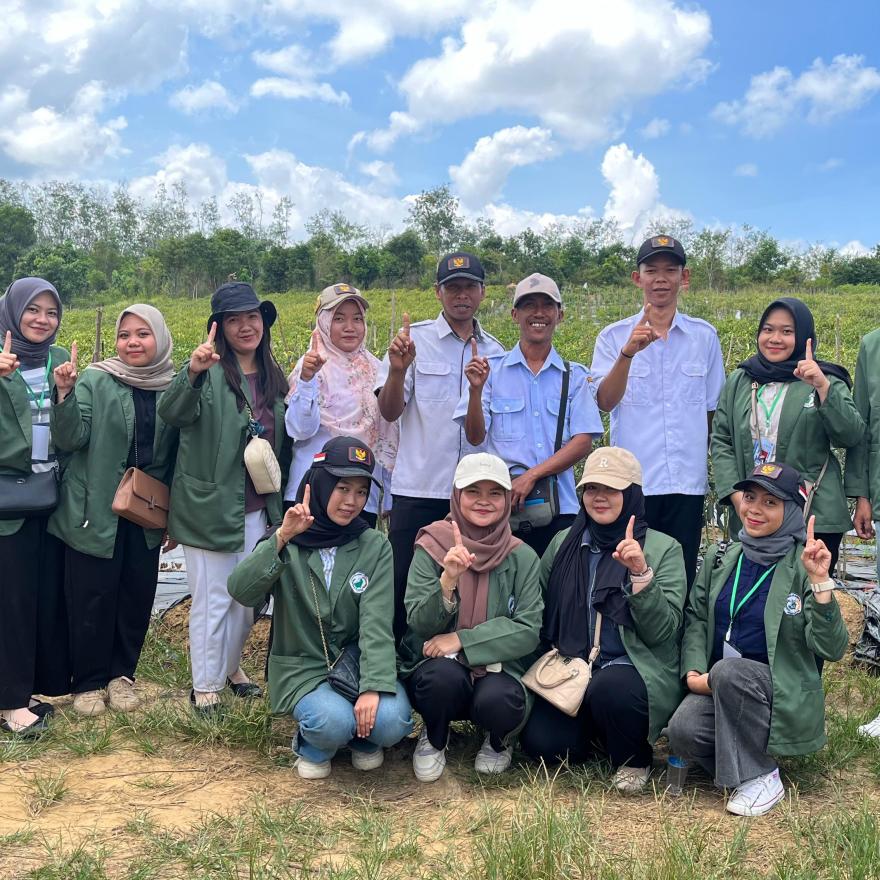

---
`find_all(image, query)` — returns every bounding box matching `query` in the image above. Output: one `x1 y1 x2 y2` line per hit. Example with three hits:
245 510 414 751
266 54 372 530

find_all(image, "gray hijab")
0 278 63 366
738 499 807 567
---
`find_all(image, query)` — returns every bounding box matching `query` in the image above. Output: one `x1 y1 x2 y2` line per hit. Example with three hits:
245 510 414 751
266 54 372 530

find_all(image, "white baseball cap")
453 453 512 490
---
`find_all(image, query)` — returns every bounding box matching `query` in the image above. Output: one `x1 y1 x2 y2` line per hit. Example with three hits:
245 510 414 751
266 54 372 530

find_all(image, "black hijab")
738 297 851 387
541 485 649 659
290 467 370 550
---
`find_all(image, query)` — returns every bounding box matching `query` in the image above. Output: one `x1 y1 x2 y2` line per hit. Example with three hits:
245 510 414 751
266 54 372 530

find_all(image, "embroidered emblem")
335 283 352 293
599 456 609 468
784 593 802 616
803 392 816 409
759 464 782 478
312 452 326 463
350 572 369 594
348 446 370 464
652 235 673 247
449 256 469 269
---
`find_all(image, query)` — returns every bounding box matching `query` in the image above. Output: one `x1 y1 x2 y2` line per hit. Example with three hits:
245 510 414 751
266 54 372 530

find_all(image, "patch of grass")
134 617 191 690
23 769 68 817
54 720 116 758
24 842 108 880
0 827 36 849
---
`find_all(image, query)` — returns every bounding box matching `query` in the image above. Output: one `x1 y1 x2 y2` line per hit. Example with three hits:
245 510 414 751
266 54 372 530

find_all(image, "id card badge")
31 424 51 461
753 437 775 465
723 639 743 660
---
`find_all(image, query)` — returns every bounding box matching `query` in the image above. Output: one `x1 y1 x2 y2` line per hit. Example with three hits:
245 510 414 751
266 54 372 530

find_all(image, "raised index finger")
806 514 815 542
302 483 311 512
641 303 653 325
70 340 78 367
805 338 814 361
310 329 320 353
470 337 478 359
207 321 217 345
626 515 635 541
2 330 11 355
451 520 463 547
402 313 411 338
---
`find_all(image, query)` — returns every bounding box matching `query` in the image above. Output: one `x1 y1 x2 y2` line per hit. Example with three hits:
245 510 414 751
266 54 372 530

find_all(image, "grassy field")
2 285 879 878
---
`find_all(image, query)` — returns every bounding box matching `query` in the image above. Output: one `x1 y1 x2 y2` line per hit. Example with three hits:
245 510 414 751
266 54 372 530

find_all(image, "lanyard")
725 554 776 640
757 383 785 427
17 354 52 412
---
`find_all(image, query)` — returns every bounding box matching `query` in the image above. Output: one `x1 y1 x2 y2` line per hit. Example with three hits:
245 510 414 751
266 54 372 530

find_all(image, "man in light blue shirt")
590 236 725 586
455 272 604 556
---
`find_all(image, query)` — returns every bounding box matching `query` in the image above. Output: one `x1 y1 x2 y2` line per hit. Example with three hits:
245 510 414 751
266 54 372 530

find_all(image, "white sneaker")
726 768 785 817
613 766 651 794
107 677 140 712
73 690 106 716
295 757 332 780
857 713 880 739
351 747 385 771
412 729 446 782
474 735 512 774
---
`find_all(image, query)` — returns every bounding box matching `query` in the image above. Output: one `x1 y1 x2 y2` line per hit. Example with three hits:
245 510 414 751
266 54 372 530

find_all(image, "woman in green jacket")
158 282 291 712
49 304 178 716
668 462 848 817
0 278 70 736
400 453 543 783
227 436 413 780
519 447 687 794
711 297 864 575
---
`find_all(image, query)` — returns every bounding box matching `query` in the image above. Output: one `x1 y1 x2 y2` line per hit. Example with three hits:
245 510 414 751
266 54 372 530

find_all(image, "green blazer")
844 329 880 519
399 543 543 737
711 368 865 534
227 530 398 714
539 528 687 743
47 370 179 558
157 364 292 552
681 543 849 756
0 344 69 537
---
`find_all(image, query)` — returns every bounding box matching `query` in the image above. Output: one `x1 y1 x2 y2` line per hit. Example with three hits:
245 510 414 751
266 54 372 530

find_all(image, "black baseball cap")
734 463 807 508
636 235 687 267
208 282 277 332
436 251 485 285
310 436 380 487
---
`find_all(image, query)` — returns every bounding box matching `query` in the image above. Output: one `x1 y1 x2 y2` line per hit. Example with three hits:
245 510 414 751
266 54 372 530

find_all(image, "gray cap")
513 273 562 306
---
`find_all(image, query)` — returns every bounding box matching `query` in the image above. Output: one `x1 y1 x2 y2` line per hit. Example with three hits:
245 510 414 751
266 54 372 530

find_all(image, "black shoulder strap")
554 360 570 454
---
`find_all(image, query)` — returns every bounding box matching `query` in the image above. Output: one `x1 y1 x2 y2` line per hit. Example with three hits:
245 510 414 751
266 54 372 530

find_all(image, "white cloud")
355 0 712 151
478 202 594 238
640 118 670 139
250 77 350 105
0 82 127 169
734 163 758 177
251 43 314 77
450 126 559 208
713 54 880 137
359 160 401 190
130 143 228 204
839 240 871 257
170 80 238 115
251 41 351 106
816 157 843 172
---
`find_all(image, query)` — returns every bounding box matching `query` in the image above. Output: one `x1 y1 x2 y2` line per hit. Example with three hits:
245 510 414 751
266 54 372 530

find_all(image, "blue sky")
1 0 878 251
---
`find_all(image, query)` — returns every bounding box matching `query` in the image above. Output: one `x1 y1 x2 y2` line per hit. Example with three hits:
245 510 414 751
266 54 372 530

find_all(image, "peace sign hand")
621 304 659 358
801 514 832 585
0 330 20 378
388 312 416 372
277 485 314 548
53 341 78 400
189 322 221 378
464 336 490 391
794 339 830 396
441 520 476 583
299 329 326 381
612 515 648 578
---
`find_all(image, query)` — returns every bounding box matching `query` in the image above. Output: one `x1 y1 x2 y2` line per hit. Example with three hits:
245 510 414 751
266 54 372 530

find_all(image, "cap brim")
513 291 562 306
732 476 800 504
325 465 381 488
638 251 686 267
320 294 369 313
576 473 633 491
454 472 512 491
439 271 484 284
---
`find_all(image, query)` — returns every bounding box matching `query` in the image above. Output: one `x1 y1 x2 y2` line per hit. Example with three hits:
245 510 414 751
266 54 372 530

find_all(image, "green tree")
0 203 36 286
383 230 426 284
407 185 464 257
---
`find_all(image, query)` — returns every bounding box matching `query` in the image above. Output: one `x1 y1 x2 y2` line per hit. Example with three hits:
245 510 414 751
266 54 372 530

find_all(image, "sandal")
227 678 263 699
29 701 55 718
1 714 48 738
190 689 222 717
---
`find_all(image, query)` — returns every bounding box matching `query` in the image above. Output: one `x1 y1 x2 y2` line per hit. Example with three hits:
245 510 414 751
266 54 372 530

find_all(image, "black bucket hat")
207 282 277 332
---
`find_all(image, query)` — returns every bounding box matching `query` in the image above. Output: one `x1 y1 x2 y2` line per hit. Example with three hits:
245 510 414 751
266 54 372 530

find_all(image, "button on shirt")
590 310 725 496
375 313 504 500
453 345 604 515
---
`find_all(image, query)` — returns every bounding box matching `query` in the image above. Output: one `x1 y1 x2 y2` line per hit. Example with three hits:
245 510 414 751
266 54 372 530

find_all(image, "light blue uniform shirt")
590 309 725 496
453 344 604 515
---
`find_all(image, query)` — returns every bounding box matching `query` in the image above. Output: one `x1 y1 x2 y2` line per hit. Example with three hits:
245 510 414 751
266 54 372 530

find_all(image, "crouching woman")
667 462 849 817
227 436 413 779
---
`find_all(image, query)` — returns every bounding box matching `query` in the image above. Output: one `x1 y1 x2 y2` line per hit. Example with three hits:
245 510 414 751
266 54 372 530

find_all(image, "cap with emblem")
453 453 512 491
636 235 687 267
436 251 485 285
315 282 369 314
513 272 562 307
311 435 380 487
577 447 642 491
734 462 806 507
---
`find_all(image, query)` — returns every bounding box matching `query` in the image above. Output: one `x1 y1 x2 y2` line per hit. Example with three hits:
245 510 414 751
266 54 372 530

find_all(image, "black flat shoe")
29 701 55 718
190 689 222 716
1 714 49 738
227 679 263 699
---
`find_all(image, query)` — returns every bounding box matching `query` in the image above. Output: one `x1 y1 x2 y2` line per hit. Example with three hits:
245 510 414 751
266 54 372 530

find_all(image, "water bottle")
665 755 689 796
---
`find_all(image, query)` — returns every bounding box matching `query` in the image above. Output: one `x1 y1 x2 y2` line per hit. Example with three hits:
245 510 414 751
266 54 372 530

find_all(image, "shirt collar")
435 311 484 341
634 308 686 335
509 342 564 373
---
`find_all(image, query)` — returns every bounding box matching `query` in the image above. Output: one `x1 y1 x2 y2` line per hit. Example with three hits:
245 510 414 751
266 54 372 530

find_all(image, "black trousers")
519 663 652 769
406 658 526 751
513 514 577 559
389 495 450 643
0 515 69 708
65 518 160 693
644 493 705 588
815 531 842 577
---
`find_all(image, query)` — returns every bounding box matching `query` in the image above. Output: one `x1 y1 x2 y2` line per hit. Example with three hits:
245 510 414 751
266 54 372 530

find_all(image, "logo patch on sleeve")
349 572 369 594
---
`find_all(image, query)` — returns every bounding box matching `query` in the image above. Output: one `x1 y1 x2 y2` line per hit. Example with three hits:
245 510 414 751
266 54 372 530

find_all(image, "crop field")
2 285 879 879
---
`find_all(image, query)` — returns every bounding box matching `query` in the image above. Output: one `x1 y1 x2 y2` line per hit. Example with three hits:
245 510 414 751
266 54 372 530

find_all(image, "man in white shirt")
590 235 725 586
376 252 504 641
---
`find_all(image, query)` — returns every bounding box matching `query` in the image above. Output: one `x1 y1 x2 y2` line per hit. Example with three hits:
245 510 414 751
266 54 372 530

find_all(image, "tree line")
1 179 878 304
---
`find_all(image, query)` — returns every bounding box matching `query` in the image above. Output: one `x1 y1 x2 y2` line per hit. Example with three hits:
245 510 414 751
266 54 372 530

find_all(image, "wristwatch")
810 579 834 594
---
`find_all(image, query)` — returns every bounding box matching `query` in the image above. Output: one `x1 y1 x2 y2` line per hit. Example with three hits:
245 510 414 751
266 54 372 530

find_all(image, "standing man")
376 252 504 641
846 328 880 738
590 236 725 586
455 273 603 556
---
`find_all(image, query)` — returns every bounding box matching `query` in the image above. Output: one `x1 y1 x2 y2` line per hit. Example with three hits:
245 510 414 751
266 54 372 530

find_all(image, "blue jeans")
292 681 414 763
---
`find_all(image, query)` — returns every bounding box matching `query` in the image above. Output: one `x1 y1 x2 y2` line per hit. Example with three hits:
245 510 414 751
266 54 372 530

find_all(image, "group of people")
1 233 878 820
